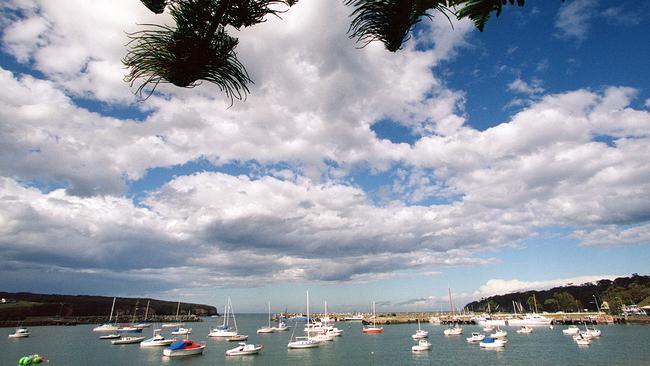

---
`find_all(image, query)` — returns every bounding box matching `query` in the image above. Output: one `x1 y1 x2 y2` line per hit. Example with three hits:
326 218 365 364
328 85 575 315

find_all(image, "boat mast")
306 290 310 325
268 301 271 328
144 300 150 321
533 294 538 313
109 297 116 323
231 297 238 331
131 300 139 323
373 301 376 327
448 288 454 316
175 301 180 322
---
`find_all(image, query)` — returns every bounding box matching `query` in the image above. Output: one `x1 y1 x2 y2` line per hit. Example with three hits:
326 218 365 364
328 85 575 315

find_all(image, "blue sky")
0 0 649 313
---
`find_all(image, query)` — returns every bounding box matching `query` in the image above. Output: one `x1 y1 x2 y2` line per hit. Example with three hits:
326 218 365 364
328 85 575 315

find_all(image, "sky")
0 0 649 313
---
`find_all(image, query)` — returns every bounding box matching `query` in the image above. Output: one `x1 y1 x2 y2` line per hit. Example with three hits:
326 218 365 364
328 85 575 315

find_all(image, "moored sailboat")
362 301 383 334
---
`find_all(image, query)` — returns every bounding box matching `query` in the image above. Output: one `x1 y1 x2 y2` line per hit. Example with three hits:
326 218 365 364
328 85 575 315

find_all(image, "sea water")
2 315 649 365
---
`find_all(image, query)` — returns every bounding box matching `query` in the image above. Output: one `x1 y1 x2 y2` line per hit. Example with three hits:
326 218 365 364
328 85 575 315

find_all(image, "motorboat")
8 328 30 338
507 313 553 326
443 325 463 335
170 327 192 335
411 339 432 352
344 313 364 322
99 333 121 340
483 325 494 332
140 329 175 347
517 326 533 334
466 332 485 343
309 332 334 342
273 321 290 332
111 336 145 345
287 336 319 349
480 337 506 348
163 339 206 357
573 333 592 346
227 335 249 342
362 301 384 334
562 325 580 335
225 343 263 356
586 327 601 337
411 320 428 339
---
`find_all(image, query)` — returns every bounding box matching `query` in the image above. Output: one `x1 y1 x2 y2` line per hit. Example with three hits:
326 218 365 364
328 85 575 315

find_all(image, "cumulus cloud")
507 78 544 95
573 224 650 247
554 0 597 42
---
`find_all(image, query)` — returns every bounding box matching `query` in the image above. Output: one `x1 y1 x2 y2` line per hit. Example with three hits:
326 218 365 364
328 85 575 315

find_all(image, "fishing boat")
170 327 192 335
162 301 184 328
287 291 319 349
562 325 580 335
163 339 206 357
208 297 239 337
257 302 276 334
479 337 506 348
93 297 119 332
516 326 533 334
466 332 485 343
362 301 383 334
99 333 121 340
227 335 249 342
226 342 264 356
8 327 30 338
411 339 432 352
141 329 175 347
411 320 428 339
111 336 146 345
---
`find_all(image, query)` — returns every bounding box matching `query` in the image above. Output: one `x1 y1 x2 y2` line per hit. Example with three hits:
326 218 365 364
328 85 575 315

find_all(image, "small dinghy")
225 342 264 356
163 339 206 357
111 336 146 345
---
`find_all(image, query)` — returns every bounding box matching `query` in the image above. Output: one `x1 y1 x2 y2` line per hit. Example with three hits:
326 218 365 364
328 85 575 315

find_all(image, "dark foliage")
465 274 650 315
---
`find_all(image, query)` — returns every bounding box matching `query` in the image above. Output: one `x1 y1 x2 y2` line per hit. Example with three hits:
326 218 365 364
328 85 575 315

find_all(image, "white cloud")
507 77 544 95
475 275 620 297
555 0 597 42
573 224 650 247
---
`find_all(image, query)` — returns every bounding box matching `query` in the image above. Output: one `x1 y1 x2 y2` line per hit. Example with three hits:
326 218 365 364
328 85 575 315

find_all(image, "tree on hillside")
124 0 565 100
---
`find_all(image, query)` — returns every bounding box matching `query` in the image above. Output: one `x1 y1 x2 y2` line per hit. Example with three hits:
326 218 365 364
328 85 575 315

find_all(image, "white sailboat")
257 302 276 334
288 290 319 349
411 320 428 339
443 288 463 335
162 301 184 328
208 297 240 337
93 297 119 332
133 300 151 329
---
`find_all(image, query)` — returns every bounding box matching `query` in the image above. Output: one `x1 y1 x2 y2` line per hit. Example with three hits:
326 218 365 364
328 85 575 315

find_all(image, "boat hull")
362 327 384 334
111 336 146 345
163 345 206 357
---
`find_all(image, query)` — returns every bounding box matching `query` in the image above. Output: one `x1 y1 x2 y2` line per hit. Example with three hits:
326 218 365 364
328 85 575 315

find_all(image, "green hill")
0 292 218 322
465 274 650 315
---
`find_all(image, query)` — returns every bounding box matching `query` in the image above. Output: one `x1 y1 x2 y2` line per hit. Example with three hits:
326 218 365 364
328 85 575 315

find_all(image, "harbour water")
2 315 649 365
